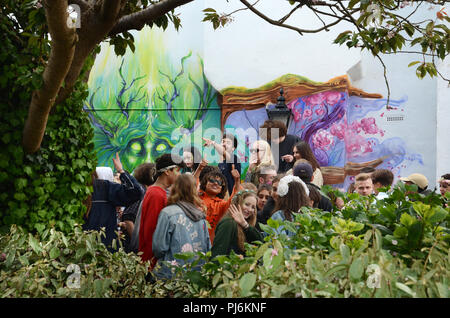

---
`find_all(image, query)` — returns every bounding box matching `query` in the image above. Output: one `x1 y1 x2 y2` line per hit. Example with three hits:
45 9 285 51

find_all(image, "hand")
231 164 240 181
199 156 208 170
229 204 247 228
112 152 124 173
202 137 215 147
335 197 345 210
281 154 294 163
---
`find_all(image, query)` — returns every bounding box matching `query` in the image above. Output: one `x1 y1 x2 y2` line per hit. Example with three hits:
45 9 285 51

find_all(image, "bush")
152 184 450 298
1 185 448 298
0 225 152 298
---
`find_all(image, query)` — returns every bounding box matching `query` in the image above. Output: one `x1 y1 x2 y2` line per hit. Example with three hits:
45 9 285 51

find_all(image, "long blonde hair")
250 139 275 168
227 190 258 253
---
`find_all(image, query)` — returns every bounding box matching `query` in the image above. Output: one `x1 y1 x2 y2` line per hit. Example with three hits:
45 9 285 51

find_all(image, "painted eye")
131 142 141 152
156 143 167 152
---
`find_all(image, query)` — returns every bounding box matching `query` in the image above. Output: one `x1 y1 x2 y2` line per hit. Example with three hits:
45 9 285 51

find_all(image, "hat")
293 162 313 181
400 173 428 189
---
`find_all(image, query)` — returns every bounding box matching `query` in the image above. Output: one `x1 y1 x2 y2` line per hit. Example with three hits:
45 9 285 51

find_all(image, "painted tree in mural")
85 52 217 171
15 0 449 154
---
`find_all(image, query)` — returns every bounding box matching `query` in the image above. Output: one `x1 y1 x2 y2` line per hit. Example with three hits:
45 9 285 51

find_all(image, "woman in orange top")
197 164 241 243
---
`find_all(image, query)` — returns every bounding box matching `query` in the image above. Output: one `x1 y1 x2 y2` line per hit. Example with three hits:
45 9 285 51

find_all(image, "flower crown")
277 175 310 197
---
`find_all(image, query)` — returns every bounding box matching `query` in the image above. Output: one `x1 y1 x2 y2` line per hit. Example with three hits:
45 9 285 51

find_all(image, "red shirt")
139 186 167 267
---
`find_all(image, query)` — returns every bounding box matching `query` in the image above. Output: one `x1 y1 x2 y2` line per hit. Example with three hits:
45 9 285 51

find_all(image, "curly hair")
133 163 156 186
199 171 228 199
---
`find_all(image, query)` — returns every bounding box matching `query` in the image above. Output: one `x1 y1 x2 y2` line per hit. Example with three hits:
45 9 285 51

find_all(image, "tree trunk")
22 0 77 154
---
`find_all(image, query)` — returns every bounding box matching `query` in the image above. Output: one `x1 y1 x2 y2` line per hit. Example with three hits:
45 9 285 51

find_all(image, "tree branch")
22 0 78 154
239 0 352 35
108 0 194 36
101 0 122 22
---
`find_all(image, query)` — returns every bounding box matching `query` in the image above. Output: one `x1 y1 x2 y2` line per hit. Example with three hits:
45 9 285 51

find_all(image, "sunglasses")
250 148 264 154
208 178 223 186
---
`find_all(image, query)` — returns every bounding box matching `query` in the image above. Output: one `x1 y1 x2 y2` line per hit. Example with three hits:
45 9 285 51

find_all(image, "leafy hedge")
152 184 450 298
0 0 97 234
1 184 448 298
0 225 152 297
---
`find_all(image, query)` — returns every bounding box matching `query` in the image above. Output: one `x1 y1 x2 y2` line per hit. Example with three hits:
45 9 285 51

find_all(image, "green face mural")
85 33 220 172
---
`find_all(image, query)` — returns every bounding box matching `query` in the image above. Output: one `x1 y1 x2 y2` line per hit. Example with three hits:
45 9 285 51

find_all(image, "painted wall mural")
221 75 423 189
86 28 424 190
85 40 221 171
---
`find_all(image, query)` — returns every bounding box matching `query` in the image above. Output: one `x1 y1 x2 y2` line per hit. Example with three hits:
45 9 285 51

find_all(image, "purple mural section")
225 90 422 189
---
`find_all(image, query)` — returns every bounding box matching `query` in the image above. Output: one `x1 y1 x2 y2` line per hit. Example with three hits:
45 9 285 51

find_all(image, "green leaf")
349 257 364 280
408 61 421 67
50 247 60 259
29 235 42 253
340 244 351 263
396 282 416 297
239 273 256 296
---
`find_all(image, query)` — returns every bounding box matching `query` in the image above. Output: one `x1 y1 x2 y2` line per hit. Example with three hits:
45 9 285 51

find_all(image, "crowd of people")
82 120 450 280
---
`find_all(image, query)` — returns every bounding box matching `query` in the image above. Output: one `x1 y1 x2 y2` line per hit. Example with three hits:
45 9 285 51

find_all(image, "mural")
221 75 423 189
85 26 424 190
85 28 220 171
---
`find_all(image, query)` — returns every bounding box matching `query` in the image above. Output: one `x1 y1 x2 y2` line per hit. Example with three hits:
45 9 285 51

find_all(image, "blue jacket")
152 204 211 279
270 210 297 237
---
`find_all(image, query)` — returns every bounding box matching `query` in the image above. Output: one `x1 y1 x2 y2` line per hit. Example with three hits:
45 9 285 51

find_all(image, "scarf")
96 167 114 182
176 201 205 222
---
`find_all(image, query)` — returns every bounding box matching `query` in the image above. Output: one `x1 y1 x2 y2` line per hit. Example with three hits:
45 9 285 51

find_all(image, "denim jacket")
152 204 211 279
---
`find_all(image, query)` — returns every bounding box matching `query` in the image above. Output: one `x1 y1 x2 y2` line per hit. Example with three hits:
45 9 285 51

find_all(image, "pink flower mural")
312 129 334 151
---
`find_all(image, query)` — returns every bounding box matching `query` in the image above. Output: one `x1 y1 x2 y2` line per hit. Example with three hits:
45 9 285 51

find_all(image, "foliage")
151 185 449 298
0 186 448 298
0 225 152 297
205 0 450 84
0 0 97 234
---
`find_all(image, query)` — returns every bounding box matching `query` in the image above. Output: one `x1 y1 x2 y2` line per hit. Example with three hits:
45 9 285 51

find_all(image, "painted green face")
86 52 220 173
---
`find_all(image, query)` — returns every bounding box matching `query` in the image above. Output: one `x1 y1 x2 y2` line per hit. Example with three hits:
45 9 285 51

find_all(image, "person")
245 140 275 183
259 120 300 173
439 173 450 197
307 184 321 208
211 190 263 257
241 182 258 192
354 173 374 196
152 174 211 279
256 184 272 214
119 162 156 253
371 169 394 200
203 133 241 195
290 141 323 187
83 153 144 251
138 154 185 267
256 174 284 229
293 161 333 212
253 164 277 187
181 146 202 174
197 165 242 243
399 173 432 195
269 175 310 237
